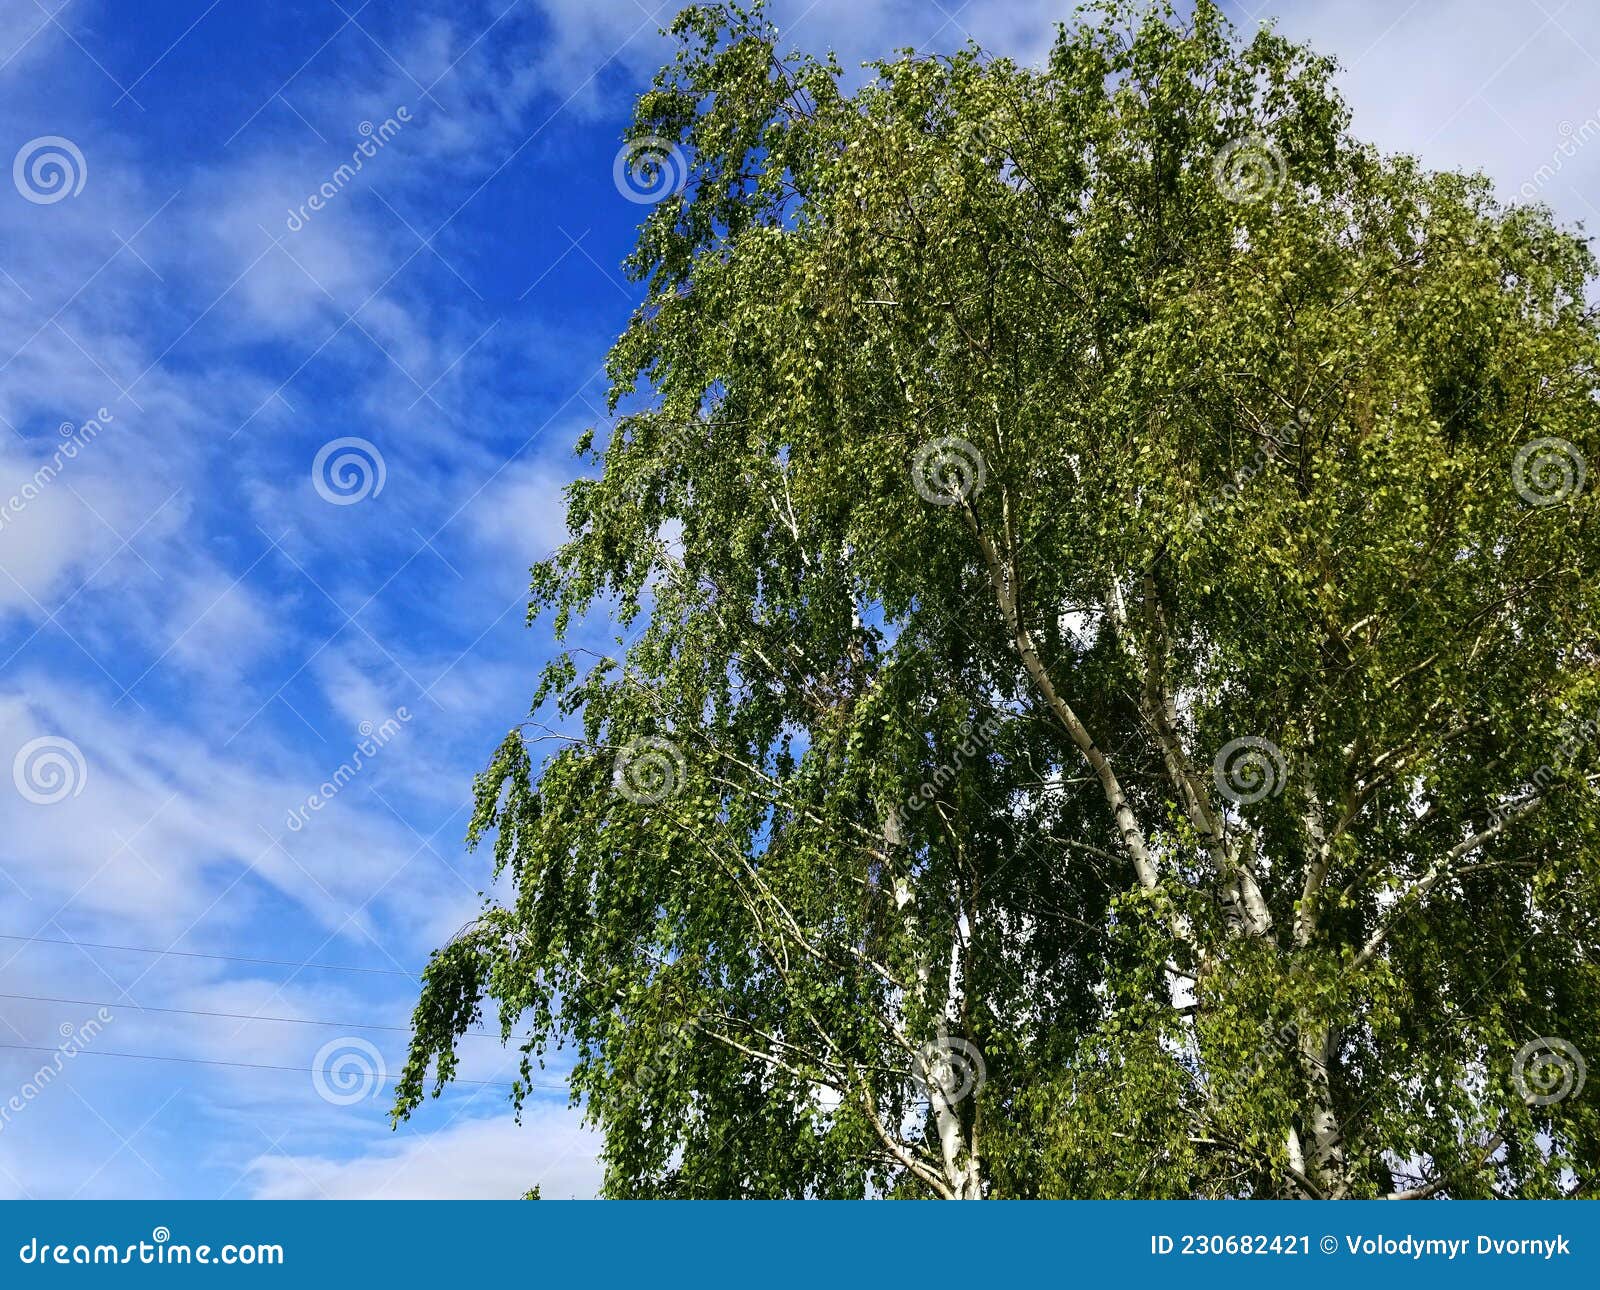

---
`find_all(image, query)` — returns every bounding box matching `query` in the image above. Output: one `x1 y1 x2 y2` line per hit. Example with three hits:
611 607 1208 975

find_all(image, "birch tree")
394 0 1600 1199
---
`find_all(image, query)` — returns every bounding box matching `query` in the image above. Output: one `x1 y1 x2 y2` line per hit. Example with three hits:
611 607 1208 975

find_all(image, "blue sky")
0 0 1597 1200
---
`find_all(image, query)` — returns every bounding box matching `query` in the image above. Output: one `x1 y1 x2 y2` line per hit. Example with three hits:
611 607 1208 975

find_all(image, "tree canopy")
394 0 1600 1199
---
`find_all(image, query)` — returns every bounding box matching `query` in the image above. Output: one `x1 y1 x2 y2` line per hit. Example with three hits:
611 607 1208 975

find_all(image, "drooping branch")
966 509 1166 901
1128 571 1274 940
1352 794 1546 969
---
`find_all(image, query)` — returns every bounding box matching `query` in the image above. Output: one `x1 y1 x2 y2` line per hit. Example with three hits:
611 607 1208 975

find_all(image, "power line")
0 932 420 978
0 990 498 1039
0 1042 568 1091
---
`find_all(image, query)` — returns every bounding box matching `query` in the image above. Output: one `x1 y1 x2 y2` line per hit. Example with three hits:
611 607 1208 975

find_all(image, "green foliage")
395 0 1600 1198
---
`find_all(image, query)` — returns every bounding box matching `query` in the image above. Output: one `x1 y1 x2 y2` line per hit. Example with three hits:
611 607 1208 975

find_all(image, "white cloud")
0 678 475 949
162 573 278 682
247 1104 601 1199
465 456 574 565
